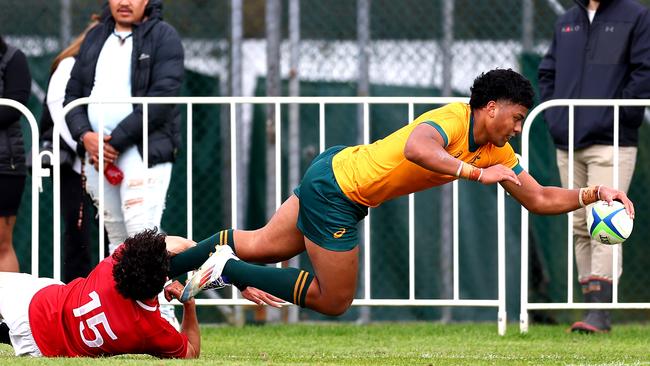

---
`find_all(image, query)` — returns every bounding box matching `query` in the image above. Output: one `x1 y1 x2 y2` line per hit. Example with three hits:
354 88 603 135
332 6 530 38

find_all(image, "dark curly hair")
469 69 534 110
112 228 169 301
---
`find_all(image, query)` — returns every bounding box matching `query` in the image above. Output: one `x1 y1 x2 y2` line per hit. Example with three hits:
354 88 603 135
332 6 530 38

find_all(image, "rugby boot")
180 245 238 302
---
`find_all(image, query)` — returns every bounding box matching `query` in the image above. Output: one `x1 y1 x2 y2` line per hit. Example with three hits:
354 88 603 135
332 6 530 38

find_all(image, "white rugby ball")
587 200 633 245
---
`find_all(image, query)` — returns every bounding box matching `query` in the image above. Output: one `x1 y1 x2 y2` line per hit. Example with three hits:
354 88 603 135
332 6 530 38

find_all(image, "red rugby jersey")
28 252 187 358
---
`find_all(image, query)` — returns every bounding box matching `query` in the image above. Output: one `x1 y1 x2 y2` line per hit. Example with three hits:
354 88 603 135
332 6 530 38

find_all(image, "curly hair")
112 228 169 301
469 69 534 110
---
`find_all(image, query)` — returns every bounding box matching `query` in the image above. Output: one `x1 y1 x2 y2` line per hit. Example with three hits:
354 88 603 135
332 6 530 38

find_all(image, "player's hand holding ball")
595 185 635 219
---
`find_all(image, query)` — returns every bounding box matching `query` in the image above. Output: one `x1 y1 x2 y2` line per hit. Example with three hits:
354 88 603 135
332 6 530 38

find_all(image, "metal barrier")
519 99 650 333
0 99 42 276
55 96 510 333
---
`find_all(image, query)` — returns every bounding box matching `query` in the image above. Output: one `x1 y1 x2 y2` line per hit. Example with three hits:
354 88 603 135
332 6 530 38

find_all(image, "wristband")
579 186 600 207
455 161 463 177
457 162 481 182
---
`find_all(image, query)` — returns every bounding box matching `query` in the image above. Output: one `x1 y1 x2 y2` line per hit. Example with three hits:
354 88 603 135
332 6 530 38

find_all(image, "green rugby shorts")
293 146 368 251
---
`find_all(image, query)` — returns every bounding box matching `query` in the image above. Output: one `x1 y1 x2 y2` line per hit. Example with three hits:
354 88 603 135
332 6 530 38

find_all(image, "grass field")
1 322 649 365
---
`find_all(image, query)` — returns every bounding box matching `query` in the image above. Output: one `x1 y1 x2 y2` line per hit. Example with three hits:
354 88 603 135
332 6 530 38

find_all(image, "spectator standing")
64 0 184 327
538 0 650 333
41 20 99 282
0 36 31 272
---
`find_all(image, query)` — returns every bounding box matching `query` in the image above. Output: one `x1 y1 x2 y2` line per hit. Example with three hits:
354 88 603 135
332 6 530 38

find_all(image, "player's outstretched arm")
180 300 200 359
500 170 635 217
165 281 200 358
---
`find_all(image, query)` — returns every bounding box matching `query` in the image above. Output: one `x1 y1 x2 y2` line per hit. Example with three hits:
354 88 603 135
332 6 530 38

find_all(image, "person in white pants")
64 0 184 329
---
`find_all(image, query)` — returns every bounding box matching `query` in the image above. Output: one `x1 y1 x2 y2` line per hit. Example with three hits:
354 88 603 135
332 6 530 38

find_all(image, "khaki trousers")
556 145 637 282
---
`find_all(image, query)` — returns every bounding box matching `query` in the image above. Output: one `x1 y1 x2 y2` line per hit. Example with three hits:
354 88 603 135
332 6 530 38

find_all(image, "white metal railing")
56 96 509 333
520 99 650 333
0 99 41 276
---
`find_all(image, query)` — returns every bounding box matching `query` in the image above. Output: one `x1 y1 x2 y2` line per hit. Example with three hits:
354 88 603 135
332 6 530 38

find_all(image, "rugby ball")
587 200 633 245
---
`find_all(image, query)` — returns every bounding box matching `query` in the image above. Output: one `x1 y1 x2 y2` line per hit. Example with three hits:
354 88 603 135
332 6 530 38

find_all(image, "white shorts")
0 272 63 356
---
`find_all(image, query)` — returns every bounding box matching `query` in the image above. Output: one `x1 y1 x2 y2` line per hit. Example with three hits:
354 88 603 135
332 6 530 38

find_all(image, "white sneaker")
180 245 238 302
159 303 180 331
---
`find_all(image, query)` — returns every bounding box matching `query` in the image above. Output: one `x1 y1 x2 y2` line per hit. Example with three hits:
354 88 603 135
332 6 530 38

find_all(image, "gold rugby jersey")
332 103 522 207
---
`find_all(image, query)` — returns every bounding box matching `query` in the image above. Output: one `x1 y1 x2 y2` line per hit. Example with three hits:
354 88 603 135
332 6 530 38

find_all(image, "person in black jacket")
43 19 99 283
538 0 650 333
0 36 31 273
63 0 183 328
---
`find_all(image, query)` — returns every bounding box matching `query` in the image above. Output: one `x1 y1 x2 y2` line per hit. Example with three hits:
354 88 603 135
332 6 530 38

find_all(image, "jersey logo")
561 25 581 33
333 228 346 239
468 154 481 164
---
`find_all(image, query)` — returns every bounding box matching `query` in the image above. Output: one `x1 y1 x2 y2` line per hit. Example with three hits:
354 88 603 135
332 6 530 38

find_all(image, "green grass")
2 323 650 365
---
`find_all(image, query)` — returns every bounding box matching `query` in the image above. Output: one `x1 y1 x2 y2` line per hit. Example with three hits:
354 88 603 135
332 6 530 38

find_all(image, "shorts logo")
333 228 346 239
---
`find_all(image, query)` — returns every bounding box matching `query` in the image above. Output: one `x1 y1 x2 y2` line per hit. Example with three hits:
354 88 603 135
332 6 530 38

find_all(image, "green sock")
168 229 234 278
223 260 314 307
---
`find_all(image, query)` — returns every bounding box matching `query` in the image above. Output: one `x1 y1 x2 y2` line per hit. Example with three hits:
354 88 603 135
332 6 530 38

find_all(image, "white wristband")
578 187 586 208
477 168 484 182
455 161 463 177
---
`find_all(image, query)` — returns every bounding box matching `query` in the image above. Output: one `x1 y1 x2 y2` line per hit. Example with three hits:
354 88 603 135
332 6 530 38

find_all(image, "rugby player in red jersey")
0 228 281 358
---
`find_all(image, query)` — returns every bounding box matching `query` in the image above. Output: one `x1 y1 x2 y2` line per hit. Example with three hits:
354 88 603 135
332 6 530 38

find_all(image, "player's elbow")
403 141 423 164
184 343 200 359
520 196 548 215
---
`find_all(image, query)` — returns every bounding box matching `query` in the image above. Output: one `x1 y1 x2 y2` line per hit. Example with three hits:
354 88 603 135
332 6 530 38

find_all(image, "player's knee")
319 294 353 316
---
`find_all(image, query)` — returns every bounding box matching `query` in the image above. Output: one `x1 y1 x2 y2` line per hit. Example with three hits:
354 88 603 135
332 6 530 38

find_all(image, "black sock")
0 322 10 345
223 259 314 307
168 229 234 278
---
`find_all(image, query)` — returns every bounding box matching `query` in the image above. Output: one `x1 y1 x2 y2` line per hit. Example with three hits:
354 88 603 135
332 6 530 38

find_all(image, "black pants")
60 165 93 283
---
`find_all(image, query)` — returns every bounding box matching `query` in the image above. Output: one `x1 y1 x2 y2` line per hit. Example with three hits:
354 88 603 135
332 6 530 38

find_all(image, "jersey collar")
136 299 159 312
468 112 480 152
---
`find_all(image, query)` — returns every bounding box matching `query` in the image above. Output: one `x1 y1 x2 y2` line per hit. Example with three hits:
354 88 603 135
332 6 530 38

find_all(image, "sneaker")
180 245 238 302
0 320 10 345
